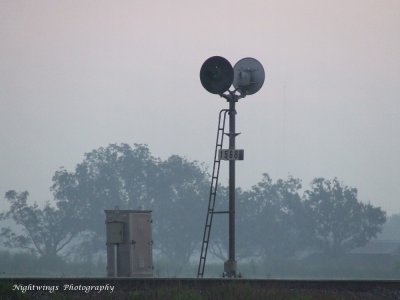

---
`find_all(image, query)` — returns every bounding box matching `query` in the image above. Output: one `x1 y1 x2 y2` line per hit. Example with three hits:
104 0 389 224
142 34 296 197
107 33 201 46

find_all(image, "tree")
242 174 311 259
51 143 210 272
205 186 257 261
152 155 209 274
304 177 386 255
208 174 311 261
0 191 79 258
51 143 159 255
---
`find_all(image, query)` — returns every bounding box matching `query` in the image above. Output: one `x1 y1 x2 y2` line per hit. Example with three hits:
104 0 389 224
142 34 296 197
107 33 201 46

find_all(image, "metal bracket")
219 89 246 102
224 132 241 137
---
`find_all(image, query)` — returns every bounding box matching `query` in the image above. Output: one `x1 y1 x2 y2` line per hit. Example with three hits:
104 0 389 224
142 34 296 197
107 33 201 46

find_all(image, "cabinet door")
129 213 153 276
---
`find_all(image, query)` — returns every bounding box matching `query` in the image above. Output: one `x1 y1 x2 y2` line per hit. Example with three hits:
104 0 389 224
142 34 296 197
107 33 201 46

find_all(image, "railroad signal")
200 56 234 94
233 57 265 95
197 56 265 279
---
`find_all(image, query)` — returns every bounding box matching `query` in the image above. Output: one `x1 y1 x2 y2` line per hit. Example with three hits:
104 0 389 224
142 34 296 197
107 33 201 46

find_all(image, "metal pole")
224 96 237 278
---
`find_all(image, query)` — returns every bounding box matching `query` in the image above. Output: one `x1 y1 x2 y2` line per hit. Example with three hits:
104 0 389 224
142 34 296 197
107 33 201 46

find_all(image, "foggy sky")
1 0 399 213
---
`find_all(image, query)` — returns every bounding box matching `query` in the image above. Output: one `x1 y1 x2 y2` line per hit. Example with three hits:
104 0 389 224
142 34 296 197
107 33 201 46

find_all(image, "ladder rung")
212 211 229 214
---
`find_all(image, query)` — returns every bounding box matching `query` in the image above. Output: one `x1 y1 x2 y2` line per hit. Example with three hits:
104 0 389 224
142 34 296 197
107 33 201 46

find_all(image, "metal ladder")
197 109 230 278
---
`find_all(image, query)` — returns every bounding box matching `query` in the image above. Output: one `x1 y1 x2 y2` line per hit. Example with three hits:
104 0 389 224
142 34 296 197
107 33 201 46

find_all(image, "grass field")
1 278 400 299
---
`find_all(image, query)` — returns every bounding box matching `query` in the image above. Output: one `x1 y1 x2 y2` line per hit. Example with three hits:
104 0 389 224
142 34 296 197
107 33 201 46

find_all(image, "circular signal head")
233 57 265 95
200 56 234 94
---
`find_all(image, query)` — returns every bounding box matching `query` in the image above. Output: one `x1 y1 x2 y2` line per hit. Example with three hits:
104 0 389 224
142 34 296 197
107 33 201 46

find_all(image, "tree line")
0 143 386 274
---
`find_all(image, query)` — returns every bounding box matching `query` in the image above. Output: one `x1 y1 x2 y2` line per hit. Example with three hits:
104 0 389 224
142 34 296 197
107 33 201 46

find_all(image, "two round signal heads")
200 56 265 96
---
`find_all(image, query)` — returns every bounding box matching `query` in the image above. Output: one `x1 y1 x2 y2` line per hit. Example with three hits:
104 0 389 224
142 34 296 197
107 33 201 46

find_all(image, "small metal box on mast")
105 209 153 277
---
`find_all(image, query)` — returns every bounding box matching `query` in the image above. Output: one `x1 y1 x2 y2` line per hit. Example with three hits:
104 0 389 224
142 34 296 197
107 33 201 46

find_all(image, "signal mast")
197 56 265 278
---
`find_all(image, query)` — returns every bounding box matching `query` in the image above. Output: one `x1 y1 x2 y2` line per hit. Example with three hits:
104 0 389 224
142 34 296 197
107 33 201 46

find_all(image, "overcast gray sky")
1 0 399 214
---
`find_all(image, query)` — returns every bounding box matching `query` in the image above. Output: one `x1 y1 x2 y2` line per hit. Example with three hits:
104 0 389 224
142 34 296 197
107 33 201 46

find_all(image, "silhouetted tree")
207 186 263 261
152 155 208 274
244 174 311 259
51 143 209 272
51 143 158 255
304 177 386 255
0 191 79 259
209 174 311 261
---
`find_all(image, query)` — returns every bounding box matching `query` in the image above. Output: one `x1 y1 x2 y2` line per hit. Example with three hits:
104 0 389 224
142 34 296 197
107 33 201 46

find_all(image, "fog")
0 142 398 279
1 1 399 214
0 0 400 278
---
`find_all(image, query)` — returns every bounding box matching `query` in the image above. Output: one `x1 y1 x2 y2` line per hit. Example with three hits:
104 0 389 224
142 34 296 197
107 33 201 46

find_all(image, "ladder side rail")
200 110 227 270
198 137 222 275
198 110 227 277
197 109 229 278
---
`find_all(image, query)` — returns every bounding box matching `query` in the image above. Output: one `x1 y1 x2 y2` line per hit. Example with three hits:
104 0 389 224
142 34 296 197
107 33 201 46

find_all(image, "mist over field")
1 0 399 279
1 143 400 279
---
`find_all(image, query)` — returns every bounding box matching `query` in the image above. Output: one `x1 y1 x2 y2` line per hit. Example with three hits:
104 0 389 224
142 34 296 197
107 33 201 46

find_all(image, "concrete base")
223 260 237 278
